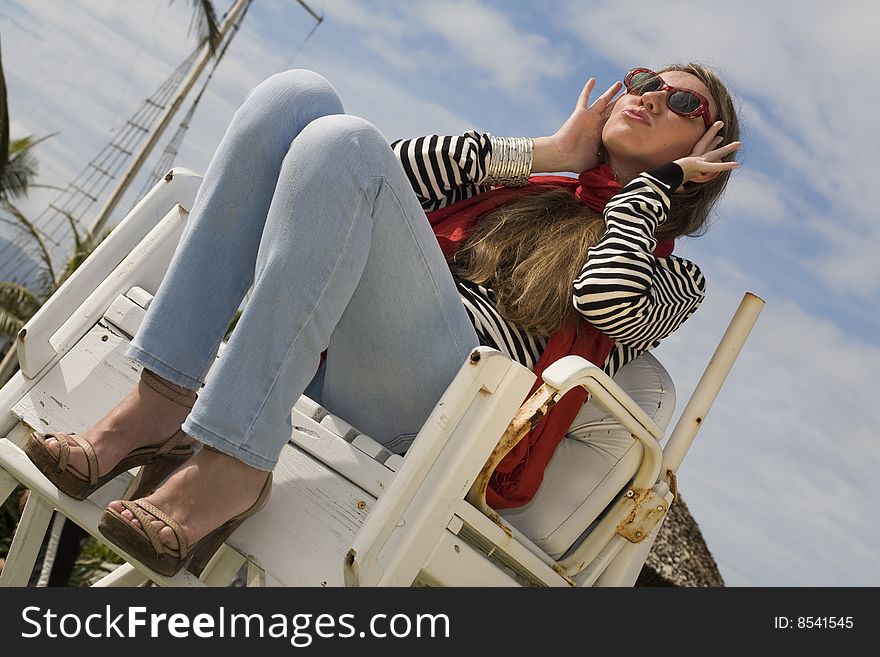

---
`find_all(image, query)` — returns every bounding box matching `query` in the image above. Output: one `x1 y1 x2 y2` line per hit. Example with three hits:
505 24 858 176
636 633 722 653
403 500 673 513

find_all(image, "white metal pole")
87 0 251 238
588 293 764 586
662 292 765 475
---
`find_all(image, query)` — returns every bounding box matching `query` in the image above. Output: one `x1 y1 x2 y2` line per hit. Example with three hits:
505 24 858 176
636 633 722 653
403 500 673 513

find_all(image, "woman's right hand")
532 77 622 174
674 120 742 187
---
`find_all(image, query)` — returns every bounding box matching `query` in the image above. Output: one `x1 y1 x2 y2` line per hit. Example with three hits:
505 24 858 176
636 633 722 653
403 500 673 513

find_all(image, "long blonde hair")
450 63 740 336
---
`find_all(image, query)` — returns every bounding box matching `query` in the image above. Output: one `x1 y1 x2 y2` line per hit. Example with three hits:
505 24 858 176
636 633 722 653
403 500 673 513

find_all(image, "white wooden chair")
0 169 763 587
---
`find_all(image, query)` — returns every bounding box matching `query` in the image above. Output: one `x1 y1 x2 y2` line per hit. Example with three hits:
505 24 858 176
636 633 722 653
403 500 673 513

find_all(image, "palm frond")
7 133 55 155
52 216 111 293
0 281 41 338
178 0 222 57
27 183 67 193
6 134 33 157
2 200 56 289
34 267 56 301
2 134 56 201
1 139 39 201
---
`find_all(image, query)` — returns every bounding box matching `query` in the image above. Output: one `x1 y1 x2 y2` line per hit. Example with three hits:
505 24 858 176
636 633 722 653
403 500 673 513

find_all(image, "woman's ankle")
144 369 196 394
139 369 199 408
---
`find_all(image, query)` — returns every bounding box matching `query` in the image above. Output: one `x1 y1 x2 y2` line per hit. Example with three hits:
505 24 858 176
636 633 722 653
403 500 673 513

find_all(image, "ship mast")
87 0 252 238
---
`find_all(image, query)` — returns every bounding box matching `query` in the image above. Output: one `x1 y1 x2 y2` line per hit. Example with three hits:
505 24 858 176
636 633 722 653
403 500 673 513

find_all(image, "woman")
24 65 740 576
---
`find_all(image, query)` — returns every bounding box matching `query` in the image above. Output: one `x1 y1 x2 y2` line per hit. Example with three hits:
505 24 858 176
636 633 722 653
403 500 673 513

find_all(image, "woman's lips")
622 109 650 125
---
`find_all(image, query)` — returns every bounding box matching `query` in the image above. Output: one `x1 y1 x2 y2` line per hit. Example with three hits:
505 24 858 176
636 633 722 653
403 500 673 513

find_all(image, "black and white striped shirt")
390 132 706 378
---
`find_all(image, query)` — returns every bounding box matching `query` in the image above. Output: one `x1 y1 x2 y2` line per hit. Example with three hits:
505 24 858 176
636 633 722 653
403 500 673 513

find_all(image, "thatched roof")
635 492 724 587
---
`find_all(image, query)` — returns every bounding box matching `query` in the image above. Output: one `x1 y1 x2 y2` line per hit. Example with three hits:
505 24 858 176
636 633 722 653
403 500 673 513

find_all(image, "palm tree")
0 38 108 383
0 39 47 344
0 42 41 202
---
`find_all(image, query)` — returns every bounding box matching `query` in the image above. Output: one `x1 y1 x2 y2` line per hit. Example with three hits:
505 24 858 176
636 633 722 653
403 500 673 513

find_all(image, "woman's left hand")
674 121 742 189
532 78 622 174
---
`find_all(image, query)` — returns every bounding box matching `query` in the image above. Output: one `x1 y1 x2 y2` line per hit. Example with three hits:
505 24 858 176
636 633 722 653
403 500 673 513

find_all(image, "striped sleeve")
390 131 493 211
573 163 706 351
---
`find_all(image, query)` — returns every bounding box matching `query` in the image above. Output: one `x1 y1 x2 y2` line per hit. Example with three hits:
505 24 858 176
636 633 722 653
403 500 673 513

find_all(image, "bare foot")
43 373 195 477
106 447 270 553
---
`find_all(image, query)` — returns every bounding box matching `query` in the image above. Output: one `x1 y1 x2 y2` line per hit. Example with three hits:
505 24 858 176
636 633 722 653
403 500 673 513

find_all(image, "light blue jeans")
127 69 479 470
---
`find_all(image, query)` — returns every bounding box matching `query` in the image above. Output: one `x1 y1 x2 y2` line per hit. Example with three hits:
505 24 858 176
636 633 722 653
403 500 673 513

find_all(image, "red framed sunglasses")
623 68 712 129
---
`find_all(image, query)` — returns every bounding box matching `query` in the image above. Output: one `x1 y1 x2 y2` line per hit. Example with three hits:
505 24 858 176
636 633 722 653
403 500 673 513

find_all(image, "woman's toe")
107 501 142 530
155 523 179 550
120 508 141 528
109 505 177 549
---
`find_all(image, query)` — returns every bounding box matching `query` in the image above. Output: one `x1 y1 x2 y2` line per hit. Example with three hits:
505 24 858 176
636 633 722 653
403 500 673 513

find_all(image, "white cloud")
321 0 572 98
805 219 880 298
721 169 789 225
409 0 572 91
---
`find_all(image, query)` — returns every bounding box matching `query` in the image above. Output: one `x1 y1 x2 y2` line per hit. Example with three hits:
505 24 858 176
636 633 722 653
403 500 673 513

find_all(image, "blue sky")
1 0 878 586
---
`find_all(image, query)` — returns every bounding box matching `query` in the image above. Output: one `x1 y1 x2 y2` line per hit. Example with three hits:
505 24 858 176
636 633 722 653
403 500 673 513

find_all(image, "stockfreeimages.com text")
21 606 450 646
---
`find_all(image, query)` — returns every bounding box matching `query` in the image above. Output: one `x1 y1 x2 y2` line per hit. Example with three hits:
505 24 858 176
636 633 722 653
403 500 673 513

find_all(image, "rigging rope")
134 0 252 204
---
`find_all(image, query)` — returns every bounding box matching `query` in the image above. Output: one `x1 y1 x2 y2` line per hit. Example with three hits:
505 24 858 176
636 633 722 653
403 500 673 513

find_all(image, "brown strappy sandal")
23 369 198 501
97 473 273 577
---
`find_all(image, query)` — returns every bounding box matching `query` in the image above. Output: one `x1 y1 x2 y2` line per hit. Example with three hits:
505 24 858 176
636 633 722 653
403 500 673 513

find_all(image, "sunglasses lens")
668 90 701 114
629 71 662 93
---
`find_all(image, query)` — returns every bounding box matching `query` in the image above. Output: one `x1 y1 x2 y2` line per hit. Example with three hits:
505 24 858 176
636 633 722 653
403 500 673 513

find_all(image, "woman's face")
602 70 719 179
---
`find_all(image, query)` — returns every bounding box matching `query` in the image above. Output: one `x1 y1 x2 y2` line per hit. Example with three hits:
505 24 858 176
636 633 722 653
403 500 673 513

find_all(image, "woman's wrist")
532 135 603 174
485 135 534 187
647 162 685 191
531 136 567 173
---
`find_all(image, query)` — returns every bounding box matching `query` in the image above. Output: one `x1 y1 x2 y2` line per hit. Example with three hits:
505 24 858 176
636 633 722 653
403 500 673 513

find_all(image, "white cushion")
499 351 675 558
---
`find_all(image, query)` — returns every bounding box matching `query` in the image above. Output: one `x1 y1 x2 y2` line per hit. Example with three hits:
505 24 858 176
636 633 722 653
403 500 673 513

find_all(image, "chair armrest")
16 168 202 378
466 355 665 526
541 356 664 440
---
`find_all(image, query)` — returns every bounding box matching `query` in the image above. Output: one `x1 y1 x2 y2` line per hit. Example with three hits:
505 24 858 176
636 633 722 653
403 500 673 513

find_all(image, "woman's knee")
291 114 388 166
233 69 344 132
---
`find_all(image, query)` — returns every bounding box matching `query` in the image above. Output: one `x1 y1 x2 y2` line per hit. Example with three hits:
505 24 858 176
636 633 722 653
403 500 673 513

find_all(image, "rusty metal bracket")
615 487 669 543
465 383 557 531
665 468 678 500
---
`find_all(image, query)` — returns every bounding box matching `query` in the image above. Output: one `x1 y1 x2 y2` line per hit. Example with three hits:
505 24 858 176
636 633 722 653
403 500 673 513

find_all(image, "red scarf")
427 165 674 509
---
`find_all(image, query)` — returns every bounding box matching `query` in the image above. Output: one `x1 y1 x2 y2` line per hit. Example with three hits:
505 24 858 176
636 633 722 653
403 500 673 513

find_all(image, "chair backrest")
500 352 675 558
